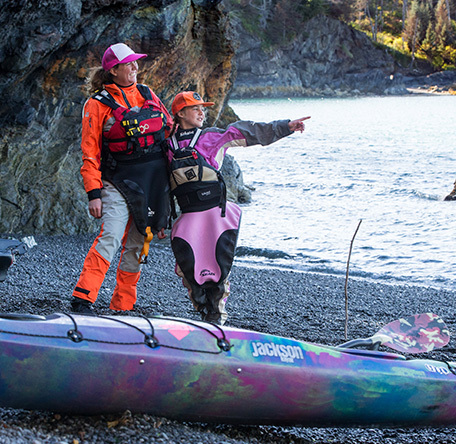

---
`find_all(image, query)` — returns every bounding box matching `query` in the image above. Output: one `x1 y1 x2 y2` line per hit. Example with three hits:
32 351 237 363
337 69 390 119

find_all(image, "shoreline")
230 84 456 100
234 255 456 294
406 87 456 95
1 234 456 443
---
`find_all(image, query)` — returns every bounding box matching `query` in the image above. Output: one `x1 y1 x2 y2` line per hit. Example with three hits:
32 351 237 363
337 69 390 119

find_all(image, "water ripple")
230 96 456 290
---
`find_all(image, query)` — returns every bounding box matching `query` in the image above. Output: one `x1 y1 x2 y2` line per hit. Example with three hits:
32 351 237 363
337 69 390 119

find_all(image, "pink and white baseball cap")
102 43 147 71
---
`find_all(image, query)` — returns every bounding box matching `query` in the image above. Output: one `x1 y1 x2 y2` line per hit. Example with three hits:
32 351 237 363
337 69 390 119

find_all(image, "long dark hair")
170 114 180 137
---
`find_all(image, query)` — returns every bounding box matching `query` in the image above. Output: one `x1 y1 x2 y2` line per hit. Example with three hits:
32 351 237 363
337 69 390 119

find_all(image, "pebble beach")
1 234 456 443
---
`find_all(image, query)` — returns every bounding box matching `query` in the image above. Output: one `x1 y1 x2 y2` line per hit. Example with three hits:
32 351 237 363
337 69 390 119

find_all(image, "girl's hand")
157 228 167 239
289 116 311 133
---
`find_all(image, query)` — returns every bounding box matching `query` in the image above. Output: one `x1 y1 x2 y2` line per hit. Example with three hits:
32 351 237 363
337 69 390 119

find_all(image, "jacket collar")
104 82 137 97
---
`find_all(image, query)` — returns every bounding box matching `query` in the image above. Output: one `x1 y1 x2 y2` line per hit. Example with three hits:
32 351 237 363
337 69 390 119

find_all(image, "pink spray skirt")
171 202 242 286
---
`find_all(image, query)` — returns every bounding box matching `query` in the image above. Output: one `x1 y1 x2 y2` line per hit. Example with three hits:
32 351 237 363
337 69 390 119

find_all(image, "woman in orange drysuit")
71 43 172 313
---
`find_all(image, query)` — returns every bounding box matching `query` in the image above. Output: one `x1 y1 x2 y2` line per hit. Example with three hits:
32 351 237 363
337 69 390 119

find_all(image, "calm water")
228 95 456 290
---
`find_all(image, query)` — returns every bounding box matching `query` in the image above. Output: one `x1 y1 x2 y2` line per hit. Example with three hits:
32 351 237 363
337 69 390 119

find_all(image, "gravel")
1 233 456 443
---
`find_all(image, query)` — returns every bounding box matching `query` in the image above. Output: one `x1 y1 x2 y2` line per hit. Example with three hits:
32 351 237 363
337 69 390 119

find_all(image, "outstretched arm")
197 117 312 168
288 116 311 133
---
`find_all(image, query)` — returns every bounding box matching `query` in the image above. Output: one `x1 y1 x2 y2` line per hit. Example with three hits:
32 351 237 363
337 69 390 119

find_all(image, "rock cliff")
229 14 440 98
0 0 237 234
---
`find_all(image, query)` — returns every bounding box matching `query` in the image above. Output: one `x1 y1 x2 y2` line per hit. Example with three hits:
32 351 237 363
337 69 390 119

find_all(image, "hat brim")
171 97 215 115
104 53 147 71
119 53 147 65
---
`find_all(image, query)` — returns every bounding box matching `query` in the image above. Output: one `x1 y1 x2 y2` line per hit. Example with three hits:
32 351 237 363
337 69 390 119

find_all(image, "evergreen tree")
435 0 451 46
267 0 327 45
403 0 432 65
222 0 456 68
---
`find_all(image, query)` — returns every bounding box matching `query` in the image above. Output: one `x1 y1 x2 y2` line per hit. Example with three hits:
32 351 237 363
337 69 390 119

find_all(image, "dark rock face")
0 0 236 235
231 14 409 98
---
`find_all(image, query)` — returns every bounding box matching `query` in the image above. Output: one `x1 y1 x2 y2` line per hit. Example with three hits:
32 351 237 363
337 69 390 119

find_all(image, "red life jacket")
92 84 167 161
91 85 171 248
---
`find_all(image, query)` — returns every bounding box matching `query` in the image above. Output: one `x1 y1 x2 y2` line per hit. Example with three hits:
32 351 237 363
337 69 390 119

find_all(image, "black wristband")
87 189 102 201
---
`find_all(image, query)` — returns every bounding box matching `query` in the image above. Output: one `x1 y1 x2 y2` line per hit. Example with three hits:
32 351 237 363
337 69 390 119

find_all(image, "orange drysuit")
73 82 172 311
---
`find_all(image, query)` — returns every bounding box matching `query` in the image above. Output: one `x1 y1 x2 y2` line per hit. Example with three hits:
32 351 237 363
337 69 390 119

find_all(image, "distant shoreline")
407 86 456 95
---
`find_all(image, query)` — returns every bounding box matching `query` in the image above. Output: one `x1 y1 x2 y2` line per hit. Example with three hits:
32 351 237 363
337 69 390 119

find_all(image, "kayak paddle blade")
371 313 450 353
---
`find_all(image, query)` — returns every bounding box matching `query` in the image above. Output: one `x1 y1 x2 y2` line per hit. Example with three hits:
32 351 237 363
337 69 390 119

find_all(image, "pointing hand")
289 116 311 133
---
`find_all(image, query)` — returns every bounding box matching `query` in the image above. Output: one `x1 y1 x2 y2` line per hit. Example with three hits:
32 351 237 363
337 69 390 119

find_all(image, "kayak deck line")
0 311 452 362
0 312 232 355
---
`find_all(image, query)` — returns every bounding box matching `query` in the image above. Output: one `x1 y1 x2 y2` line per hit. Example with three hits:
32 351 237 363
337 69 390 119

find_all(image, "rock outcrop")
230 14 415 98
220 154 252 204
0 0 238 235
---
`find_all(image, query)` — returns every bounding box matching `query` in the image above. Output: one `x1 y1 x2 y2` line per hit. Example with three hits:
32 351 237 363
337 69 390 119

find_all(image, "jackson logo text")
251 341 304 363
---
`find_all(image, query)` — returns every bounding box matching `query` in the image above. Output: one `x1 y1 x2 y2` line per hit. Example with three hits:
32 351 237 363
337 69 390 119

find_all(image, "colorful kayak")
0 312 454 426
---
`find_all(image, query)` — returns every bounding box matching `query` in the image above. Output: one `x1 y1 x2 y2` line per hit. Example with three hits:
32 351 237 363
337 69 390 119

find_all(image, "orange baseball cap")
171 91 215 115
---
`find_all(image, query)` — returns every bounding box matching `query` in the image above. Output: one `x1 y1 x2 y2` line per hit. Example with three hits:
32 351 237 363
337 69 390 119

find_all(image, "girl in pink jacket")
168 91 310 325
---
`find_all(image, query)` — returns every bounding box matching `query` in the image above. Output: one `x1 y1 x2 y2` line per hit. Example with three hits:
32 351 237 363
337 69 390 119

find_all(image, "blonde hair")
84 66 113 95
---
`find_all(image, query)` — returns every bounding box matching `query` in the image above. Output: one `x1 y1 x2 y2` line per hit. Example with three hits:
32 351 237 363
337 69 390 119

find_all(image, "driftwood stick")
344 219 362 340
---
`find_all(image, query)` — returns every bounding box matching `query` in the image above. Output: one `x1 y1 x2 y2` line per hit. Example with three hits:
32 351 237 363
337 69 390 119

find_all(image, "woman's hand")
88 198 102 219
288 116 311 133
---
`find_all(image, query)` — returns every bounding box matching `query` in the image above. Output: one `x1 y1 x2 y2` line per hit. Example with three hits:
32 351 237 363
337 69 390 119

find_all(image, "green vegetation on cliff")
338 0 456 70
223 0 456 71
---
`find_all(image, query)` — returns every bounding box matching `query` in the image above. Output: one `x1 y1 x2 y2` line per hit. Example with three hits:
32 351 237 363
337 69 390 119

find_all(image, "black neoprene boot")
71 297 94 314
